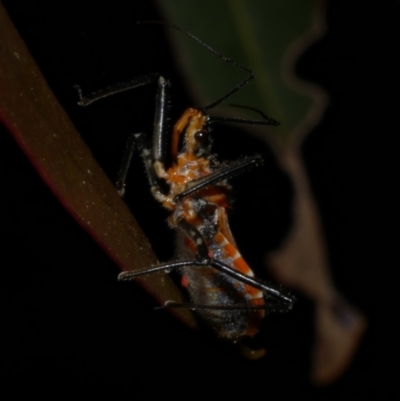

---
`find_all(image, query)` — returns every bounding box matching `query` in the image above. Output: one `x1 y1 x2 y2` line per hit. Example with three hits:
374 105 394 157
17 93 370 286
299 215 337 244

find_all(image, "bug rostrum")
75 22 295 340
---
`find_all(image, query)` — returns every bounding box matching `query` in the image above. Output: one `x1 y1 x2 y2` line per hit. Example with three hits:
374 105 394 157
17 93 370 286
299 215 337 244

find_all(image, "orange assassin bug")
75 22 295 340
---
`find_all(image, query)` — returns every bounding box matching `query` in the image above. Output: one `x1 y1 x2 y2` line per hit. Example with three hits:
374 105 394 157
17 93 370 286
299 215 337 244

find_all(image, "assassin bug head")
171 108 211 160
76 22 295 342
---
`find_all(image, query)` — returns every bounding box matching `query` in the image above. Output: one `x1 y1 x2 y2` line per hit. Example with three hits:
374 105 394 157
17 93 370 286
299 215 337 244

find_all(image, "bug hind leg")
119 218 295 308
155 300 267 311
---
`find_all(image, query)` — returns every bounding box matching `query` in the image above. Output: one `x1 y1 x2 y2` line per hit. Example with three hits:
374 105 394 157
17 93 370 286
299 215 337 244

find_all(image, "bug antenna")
137 20 255 111
208 103 280 126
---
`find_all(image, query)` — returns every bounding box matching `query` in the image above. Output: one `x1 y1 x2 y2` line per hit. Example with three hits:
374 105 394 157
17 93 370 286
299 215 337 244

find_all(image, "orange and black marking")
158 108 266 338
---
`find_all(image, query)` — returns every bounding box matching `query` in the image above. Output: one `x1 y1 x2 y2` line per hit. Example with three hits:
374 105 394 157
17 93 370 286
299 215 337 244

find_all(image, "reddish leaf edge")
0 3 197 330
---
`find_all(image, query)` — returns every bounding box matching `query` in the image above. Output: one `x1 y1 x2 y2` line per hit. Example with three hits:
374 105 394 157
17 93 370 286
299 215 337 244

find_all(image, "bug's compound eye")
194 129 209 144
193 129 211 157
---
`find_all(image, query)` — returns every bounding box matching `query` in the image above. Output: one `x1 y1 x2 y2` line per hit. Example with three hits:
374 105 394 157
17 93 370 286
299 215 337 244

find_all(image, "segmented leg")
75 74 172 198
74 74 159 106
174 154 263 202
118 218 294 307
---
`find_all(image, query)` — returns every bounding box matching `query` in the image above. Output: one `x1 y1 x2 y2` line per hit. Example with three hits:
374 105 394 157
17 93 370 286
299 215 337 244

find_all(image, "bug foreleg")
74 74 160 106
116 75 171 200
114 132 168 199
115 133 137 197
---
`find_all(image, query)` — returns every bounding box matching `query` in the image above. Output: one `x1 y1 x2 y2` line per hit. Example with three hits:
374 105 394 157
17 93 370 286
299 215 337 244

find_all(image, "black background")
1 1 398 399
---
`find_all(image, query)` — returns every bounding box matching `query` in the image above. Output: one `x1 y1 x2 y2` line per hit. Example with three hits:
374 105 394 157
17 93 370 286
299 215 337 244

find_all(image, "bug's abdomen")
179 231 265 339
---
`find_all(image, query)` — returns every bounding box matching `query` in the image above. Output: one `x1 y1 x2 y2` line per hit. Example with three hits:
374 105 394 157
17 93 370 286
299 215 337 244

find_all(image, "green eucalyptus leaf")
157 0 322 144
